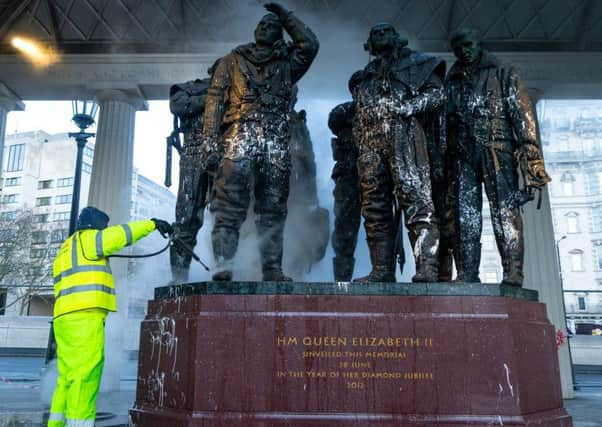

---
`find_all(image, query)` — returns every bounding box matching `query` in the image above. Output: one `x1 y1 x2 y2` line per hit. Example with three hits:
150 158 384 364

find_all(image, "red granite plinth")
130 283 572 427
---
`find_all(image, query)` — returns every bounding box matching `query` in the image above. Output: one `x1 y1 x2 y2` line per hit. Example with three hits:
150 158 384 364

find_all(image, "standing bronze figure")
329 100 361 281
352 23 445 283
168 77 212 283
446 29 550 286
329 71 363 281
196 2 319 281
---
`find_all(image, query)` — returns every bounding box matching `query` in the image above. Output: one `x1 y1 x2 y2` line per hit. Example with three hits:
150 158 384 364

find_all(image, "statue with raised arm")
192 2 319 281
446 28 550 286
351 23 445 283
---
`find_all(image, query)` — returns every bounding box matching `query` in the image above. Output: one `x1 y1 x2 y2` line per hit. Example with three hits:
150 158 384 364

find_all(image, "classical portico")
2 0 602 399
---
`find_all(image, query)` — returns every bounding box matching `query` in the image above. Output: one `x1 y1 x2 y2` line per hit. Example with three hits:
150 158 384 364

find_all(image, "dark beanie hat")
76 206 110 230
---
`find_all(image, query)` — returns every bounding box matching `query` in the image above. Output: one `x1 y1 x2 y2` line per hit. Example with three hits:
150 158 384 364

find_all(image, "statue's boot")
502 255 524 287
499 210 524 287
211 227 237 282
438 247 454 282
258 222 292 282
353 238 395 282
412 225 440 283
169 228 194 284
333 256 355 282
458 241 481 283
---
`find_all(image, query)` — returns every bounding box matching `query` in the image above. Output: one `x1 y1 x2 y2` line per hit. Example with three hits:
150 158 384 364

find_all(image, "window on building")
51 229 68 243
35 197 51 207
595 243 602 270
2 194 18 204
6 144 25 172
33 214 49 223
566 212 579 233
592 206 602 232
481 234 496 250
587 171 601 195
53 212 69 221
1 211 17 220
31 231 48 244
560 171 576 196
4 177 21 187
484 271 498 283
30 248 46 258
570 249 585 271
38 180 53 189
84 146 94 158
578 296 587 311
57 177 73 187
48 247 59 257
0 229 17 239
55 194 72 205
82 162 92 174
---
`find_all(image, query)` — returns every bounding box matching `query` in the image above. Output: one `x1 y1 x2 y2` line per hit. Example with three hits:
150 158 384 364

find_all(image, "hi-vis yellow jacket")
53 220 156 318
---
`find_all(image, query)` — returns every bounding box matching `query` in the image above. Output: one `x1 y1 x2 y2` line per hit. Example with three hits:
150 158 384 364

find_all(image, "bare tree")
0 209 64 315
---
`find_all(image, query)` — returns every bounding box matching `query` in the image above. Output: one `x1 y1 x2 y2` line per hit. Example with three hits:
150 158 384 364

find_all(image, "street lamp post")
67 100 98 234
555 235 579 391
45 100 98 363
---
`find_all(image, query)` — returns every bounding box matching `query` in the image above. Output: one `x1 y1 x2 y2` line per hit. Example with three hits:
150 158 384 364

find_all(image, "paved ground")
1 356 601 426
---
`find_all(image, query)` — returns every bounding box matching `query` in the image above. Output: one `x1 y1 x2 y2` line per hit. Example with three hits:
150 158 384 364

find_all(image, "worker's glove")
152 218 173 237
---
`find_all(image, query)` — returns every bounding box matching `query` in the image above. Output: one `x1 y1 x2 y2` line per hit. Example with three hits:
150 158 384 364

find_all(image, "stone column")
0 83 25 174
89 89 148 391
522 89 574 398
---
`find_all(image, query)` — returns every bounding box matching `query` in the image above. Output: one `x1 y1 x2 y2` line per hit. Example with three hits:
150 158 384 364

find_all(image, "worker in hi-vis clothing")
48 206 172 427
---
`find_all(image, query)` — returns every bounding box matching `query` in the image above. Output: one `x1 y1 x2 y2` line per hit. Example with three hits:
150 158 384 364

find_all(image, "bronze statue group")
168 3 550 289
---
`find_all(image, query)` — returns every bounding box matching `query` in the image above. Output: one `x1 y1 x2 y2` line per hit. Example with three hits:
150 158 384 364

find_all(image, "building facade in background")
479 101 602 332
0 130 175 319
540 100 602 332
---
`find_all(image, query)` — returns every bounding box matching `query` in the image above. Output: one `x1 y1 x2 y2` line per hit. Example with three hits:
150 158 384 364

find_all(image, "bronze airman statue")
351 23 445 283
446 28 550 286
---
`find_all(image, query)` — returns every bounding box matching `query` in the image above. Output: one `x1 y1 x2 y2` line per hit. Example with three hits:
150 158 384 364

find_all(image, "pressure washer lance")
108 224 210 271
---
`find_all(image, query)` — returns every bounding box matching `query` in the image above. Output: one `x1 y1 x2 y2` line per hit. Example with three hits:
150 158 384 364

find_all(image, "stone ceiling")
0 0 601 54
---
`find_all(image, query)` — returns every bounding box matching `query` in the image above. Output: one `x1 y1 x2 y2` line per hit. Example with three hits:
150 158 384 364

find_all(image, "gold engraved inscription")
275 335 435 390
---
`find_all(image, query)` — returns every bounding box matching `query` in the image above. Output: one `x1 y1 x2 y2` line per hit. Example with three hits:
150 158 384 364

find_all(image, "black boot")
333 256 355 282
412 225 440 283
258 220 292 282
438 248 454 282
458 241 481 283
353 238 395 283
211 227 238 282
502 256 523 287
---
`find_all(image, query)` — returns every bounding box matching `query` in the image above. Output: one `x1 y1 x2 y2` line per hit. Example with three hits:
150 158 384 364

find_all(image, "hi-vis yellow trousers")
48 309 106 427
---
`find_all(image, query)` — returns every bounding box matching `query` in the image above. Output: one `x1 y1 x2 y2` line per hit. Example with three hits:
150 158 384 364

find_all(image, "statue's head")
255 13 284 47
449 28 481 65
364 23 408 55
76 206 109 231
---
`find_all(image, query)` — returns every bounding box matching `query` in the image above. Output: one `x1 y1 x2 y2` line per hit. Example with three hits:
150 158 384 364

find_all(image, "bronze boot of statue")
458 241 481 283
502 256 524 287
211 227 237 281
258 222 292 282
333 256 355 282
438 247 454 282
353 238 396 283
411 225 440 283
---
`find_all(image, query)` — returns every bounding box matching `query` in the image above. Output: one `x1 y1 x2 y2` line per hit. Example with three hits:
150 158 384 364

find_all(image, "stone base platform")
129 282 572 426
